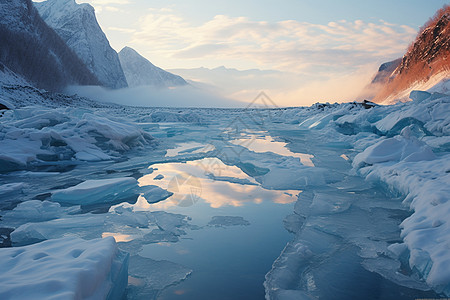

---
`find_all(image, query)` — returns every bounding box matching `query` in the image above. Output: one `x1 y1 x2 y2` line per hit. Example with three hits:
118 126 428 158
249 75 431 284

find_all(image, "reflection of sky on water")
120 151 299 299
137 158 299 209
230 134 315 167
101 232 133 242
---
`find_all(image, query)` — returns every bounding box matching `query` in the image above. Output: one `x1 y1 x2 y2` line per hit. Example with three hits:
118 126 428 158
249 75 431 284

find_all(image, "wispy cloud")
121 10 417 105
129 11 416 73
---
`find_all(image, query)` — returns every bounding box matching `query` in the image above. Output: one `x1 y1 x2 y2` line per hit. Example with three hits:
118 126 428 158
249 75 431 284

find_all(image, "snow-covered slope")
35 0 128 89
0 0 99 91
0 63 30 87
118 47 187 88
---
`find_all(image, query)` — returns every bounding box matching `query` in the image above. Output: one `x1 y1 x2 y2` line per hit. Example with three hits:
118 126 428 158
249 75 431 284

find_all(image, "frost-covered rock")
0 237 129 300
118 47 187 88
35 0 128 89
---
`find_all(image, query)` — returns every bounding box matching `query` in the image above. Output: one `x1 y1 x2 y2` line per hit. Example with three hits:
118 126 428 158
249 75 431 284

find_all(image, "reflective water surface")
117 155 300 299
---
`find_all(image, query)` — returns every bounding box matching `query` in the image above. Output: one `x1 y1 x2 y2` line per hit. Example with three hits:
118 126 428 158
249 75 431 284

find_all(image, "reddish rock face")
371 5 450 103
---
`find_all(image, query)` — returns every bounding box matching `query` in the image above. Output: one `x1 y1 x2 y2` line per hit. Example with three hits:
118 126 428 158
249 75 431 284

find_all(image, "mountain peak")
118 46 187 88
0 0 99 90
35 0 127 89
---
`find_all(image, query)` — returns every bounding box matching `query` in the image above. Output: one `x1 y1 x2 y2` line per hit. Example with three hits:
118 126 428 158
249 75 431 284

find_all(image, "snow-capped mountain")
118 47 187 87
369 6 450 104
35 0 128 89
0 0 99 91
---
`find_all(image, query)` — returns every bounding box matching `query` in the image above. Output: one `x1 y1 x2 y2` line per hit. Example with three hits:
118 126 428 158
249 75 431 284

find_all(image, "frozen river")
1 94 449 299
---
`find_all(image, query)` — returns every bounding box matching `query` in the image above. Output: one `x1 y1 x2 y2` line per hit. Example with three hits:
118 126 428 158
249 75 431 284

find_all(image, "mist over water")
66 84 247 108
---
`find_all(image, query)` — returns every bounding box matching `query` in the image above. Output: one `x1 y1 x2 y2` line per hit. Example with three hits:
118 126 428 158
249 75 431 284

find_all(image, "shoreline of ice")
264 91 450 298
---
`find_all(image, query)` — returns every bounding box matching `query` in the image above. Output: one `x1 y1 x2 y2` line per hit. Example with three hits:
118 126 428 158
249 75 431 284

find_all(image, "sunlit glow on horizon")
39 0 449 105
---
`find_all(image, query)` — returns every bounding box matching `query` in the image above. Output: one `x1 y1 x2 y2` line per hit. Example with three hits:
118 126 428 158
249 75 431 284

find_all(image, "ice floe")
0 237 128 300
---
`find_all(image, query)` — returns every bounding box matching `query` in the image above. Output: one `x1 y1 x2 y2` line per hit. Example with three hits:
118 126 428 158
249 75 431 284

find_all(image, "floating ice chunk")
139 185 173 204
10 215 106 246
207 216 250 227
127 255 192 298
215 144 326 190
150 211 190 234
8 203 192 247
0 237 129 300
153 174 164 180
1 200 80 225
205 173 258 186
52 177 138 205
165 142 213 157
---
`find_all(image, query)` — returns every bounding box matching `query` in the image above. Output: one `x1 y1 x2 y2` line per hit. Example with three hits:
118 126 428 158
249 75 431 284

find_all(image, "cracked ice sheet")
4 204 192 247
0 107 153 172
212 141 328 190
265 150 439 300
127 255 192 300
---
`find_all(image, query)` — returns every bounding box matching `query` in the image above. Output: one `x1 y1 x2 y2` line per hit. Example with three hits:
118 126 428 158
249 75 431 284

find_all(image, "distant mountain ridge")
35 0 128 89
0 0 99 91
370 58 402 85
118 47 187 88
368 5 450 104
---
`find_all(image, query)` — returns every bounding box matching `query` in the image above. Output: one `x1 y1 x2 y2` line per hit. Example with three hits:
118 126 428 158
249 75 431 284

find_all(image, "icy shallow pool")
112 157 299 299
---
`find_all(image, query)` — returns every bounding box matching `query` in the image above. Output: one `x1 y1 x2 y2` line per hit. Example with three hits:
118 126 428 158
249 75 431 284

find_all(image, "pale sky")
41 0 450 105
